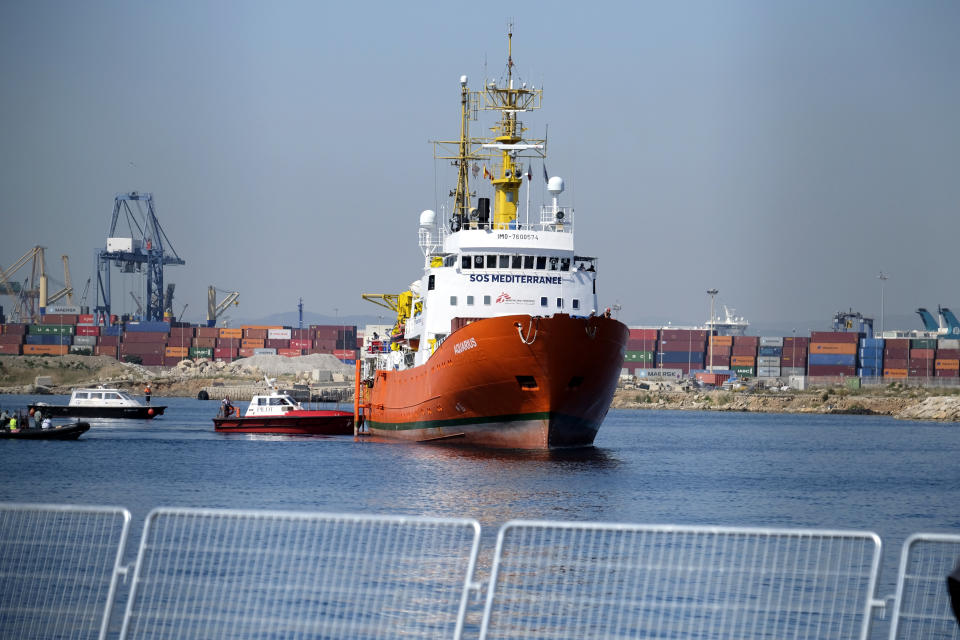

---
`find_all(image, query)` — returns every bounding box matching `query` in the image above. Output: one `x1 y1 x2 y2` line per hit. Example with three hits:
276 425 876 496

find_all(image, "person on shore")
144 383 152 405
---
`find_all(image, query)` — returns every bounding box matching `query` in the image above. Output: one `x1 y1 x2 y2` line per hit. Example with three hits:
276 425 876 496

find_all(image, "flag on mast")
526 165 532 180
542 163 548 183
483 165 493 180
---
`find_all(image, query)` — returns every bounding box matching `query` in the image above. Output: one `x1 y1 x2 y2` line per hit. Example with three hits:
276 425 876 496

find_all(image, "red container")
193 337 217 348
333 349 358 360
121 342 166 356
195 327 219 338
911 348 935 359
661 329 708 341
659 339 706 352
782 336 810 346
707 345 731 356
780 354 807 365
696 372 730 386
628 328 659 341
313 339 337 352
138 354 164 366
215 338 240 348
0 335 22 344
626 338 658 350
937 349 960 358
214 347 238 358
810 331 859 343
705 355 731 366
2 323 27 335
731 345 758 356
75 325 100 336
98 335 120 347
0 343 21 355
883 358 908 369
277 348 303 357
733 336 759 346
936 369 959 377
884 348 909 359
289 338 312 350
170 327 195 339
290 328 312 340
123 331 168 343
807 365 857 376
244 328 268 340
908 368 934 377
78 314 94 324
885 338 909 349
238 347 256 358
264 339 289 349
94 345 118 358
41 314 78 325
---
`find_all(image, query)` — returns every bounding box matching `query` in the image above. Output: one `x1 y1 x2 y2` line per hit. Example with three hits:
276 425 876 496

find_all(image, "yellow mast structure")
480 26 544 229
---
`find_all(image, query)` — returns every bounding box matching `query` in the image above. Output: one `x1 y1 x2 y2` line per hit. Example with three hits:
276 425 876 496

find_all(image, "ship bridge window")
483 295 491 305
461 255 471 269
573 299 580 310
560 257 571 271
540 297 548 307
523 255 534 269
444 255 456 267
499 255 510 268
536 256 547 270
549 257 559 271
270 397 284 406
486 255 497 268
450 296 458 306
107 393 122 400
556 298 563 308
257 398 267 406
467 295 474 305
474 255 484 268
511 255 522 269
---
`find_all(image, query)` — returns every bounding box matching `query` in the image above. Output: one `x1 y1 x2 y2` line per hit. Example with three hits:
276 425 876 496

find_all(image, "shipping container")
859 338 885 348
935 359 960 370
756 355 780 366
883 368 908 379
77 314 94 324
244 329 268 340
695 372 730 386
758 346 782 357
626 338 658 350
123 331 168 343
195 327 219 338
192 337 217 348
936 369 959 377
908 368 934 377
809 342 857 355
218 328 243 339
756 367 781 377
189 347 214 359
809 353 856 366
101 326 122 336
277 348 303 357
125 321 170 333
938 338 960 350
937 349 960 358
268 329 292 340
264 339 289 350
730 355 756 366
731 345 758 356
0 343 22 355
242 325 283 331
910 338 938 349
237 347 256 358
883 348 909 360
910 348 935 359
290 328 313 340
241 339 265 349
2 323 27 335
759 336 784 347
628 328 659 341
658 339 706 352
97 335 120 347
75 325 100 337
41 314 78 325
28 324 74 335
781 367 806 376
0 335 22 344
214 347 238 359
26 335 71 345
705 355 731 366
660 329 708 341
707 345 731 356
289 338 312 350
658 351 705 364
138 354 164 366
810 331 860 343
624 350 655 363
73 335 97 346
122 343 166 356
731 365 755 377
165 346 189 357
252 348 277 355
807 365 857 376
782 336 809 346
22 344 69 356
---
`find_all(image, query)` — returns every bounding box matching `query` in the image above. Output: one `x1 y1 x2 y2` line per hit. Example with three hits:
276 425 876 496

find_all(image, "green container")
189 347 214 359
28 324 74 335
732 365 755 378
624 350 655 363
910 338 937 349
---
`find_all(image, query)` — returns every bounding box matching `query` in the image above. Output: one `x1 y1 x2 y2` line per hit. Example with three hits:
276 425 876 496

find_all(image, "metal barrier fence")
118 508 481 639
480 521 883 640
2 503 960 639
0 503 130 640
889 533 960 640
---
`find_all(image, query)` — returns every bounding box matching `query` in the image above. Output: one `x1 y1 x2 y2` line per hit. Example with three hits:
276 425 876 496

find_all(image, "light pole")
707 289 718 371
877 271 888 338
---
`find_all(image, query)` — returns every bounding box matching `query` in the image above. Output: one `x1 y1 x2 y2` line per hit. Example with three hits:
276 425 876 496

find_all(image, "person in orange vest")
144 383 152 405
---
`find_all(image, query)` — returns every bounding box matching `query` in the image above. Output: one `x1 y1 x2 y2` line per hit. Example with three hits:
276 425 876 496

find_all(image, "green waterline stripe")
366 411 552 433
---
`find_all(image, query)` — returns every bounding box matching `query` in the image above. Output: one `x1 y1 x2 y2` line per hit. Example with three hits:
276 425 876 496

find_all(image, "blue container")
659 351 706 364
758 346 782 357
858 367 881 376
859 348 883 359
859 338 884 348
809 353 856 366
25 334 71 345
125 321 171 333
101 326 122 336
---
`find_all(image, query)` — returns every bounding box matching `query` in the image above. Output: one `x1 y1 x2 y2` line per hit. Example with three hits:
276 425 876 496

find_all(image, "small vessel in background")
0 421 91 440
213 378 353 435
29 387 165 419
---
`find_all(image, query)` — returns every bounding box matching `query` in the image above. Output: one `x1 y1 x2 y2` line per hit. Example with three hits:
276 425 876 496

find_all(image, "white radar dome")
419 209 436 227
547 176 565 195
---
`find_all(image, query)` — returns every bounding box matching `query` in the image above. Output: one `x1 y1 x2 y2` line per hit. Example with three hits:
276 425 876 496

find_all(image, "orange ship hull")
364 314 628 449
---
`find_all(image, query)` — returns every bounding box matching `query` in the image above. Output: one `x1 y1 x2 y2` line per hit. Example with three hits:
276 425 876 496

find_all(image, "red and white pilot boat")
213 380 353 435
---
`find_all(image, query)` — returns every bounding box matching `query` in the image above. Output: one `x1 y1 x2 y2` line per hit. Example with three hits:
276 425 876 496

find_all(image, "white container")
253 348 277 355
268 329 292 340
106 237 141 253
72 335 97 346
757 367 781 377
938 338 960 349
759 336 784 347
781 367 806 377
757 356 781 367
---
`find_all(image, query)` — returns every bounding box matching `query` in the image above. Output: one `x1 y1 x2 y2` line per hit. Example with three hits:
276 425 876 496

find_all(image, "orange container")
165 346 189 357
731 355 755 366
809 342 857 355
22 344 69 355
935 359 960 370
241 339 265 349
710 335 733 347
883 368 908 378
277 348 303 357
219 328 242 339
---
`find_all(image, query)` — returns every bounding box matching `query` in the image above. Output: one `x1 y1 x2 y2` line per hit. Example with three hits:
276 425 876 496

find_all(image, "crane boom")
206 286 239 327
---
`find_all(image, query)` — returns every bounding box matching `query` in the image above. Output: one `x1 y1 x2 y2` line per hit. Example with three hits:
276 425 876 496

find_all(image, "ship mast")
452 77 472 223
481 26 545 229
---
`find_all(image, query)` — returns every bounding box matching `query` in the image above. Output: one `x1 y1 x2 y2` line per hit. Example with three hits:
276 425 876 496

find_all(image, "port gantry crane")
0 247 75 323
207 286 239 327
93 192 185 323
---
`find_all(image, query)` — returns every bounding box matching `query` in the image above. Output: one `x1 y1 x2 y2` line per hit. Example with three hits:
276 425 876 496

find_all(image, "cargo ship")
354 30 628 449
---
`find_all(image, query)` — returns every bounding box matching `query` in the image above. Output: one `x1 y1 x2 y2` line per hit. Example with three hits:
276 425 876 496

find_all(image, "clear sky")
2 1 958 335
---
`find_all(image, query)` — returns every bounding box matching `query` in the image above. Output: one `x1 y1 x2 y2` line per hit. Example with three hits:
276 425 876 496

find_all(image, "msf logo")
496 292 512 304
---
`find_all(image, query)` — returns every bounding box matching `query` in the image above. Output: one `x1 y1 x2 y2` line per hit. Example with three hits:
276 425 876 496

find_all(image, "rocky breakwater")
895 396 960 422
